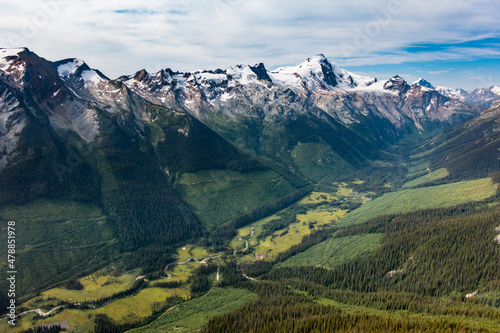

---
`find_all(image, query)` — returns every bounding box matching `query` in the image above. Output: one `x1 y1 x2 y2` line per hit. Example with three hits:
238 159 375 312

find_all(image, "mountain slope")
0 48 300 300
413 77 500 108
119 56 481 184
410 102 500 181
464 86 500 108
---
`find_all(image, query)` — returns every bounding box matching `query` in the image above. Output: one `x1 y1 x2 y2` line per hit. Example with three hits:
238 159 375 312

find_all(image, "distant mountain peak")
249 63 272 82
0 47 33 73
268 54 379 91
384 75 409 92
133 68 151 82
55 58 88 79
462 85 500 107
491 85 500 95
0 47 29 57
412 78 435 89
307 54 328 63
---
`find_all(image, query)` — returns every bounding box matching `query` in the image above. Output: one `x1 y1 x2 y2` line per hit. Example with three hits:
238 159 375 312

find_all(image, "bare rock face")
383 75 410 93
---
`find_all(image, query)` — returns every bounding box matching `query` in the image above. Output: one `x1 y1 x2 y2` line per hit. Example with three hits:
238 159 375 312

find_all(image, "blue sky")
0 0 499 90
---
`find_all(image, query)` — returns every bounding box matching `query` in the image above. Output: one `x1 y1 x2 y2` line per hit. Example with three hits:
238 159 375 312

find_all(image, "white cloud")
428 68 453 75
0 0 498 78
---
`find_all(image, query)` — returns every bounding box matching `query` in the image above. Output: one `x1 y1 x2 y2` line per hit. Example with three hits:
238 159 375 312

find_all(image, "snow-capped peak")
411 78 435 89
268 54 377 92
461 85 500 107
0 47 27 58
435 86 469 101
268 54 337 91
491 86 500 95
56 58 108 89
226 65 260 85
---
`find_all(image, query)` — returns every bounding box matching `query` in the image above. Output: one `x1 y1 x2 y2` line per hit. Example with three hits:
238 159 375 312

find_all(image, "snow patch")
411 78 435 89
194 72 227 84
0 48 23 63
220 92 235 102
269 56 326 91
81 70 103 87
0 48 25 57
0 48 25 70
172 74 186 91
436 86 468 101
57 59 84 78
349 80 390 94
227 65 261 85
491 86 500 95
335 66 377 90
67 87 81 99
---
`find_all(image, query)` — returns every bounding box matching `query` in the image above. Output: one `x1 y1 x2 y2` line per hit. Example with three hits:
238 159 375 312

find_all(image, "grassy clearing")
155 245 218 285
32 268 141 303
233 206 346 259
280 233 384 268
10 286 191 333
403 168 449 188
230 187 370 259
299 187 371 205
94 287 190 322
404 163 430 180
190 246 210 259
179 169 295 231
338 178 496 226
176 245 193 261
0 200 117 299
129 288 257 333
1 310 95 333
175 244 211 262
162 262 199 283
32 309 94 333
297 208 347 225
298 192 339 205
0 312 40 333
291 142 355 183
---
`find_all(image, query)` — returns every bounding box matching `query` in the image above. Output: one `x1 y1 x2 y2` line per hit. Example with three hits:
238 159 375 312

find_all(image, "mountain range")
0 48 486 181
411 77 500 108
